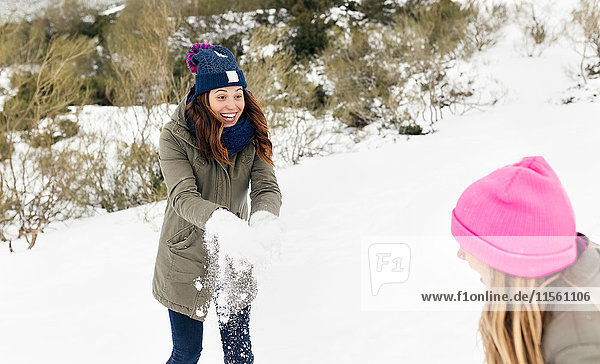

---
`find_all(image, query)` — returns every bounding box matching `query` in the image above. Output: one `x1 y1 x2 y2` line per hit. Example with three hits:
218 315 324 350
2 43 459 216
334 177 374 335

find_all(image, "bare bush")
1 33 95 132
572 0 600 83
106 0 183 107
0 26 96 250
0 14 47 68
463 0 507 52
1 137 92 250
515 1 557 57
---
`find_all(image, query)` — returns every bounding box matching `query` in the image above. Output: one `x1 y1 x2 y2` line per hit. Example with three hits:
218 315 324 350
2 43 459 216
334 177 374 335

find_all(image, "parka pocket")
166 224 196 251
163 225 209 311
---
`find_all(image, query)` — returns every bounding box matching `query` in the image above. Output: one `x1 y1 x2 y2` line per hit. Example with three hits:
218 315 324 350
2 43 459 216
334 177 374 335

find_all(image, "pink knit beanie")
451 156 577 278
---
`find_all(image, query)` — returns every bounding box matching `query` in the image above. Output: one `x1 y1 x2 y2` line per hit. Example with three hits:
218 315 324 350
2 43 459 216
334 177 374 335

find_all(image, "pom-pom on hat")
451 156 577 278
186 43 247 97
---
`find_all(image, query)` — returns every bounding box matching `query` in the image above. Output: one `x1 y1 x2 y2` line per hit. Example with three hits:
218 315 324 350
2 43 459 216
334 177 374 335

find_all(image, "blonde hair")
479 243 600 364
479 270 559 364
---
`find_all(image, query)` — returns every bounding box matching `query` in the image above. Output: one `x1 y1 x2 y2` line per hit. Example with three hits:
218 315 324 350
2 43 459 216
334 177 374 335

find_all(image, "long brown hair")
184 88 274 166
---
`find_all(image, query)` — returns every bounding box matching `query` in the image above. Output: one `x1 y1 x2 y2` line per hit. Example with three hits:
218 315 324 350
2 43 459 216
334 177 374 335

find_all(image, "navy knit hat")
186 43 247 97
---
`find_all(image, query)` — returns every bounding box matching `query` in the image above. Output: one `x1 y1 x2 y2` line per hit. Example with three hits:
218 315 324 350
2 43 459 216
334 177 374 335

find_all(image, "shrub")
105 0 181 106
515 1 557 57
289 12 330 59
572 0 600 83
0 137 93 250
269 0 343 59
360 0 396 24
1 33 96 132
44 0 100 38
463 0 508 52
180 0 268 16
0 17 48 68
322 0 477 131
242 25 337 164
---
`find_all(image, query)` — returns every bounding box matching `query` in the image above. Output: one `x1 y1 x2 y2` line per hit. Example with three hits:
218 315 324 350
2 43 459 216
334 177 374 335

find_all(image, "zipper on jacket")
173 125 232 208
216 160 232 207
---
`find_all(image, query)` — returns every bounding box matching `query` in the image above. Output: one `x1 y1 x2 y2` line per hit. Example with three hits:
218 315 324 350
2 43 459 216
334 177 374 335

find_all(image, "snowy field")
2 2 600 363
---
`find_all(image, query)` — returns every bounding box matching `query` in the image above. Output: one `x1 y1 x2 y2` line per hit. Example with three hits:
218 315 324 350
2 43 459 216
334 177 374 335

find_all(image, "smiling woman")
152 42 282 364
209 86 245 127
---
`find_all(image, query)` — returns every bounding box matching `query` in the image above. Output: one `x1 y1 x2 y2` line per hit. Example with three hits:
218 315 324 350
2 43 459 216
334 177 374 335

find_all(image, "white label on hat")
214 50 228 58
226 71 239 83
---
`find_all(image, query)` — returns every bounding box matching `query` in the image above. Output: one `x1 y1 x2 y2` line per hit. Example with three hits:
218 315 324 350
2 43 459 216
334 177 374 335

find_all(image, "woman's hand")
249 211 282 258
204 209 265 264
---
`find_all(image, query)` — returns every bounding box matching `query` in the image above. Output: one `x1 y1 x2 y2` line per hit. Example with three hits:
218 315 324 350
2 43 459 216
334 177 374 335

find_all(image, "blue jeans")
166 306 253 364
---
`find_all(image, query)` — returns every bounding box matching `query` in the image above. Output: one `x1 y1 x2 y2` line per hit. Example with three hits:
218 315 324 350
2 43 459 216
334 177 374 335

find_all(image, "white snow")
99 4 125 16
1 1 600 363
0 67 16 112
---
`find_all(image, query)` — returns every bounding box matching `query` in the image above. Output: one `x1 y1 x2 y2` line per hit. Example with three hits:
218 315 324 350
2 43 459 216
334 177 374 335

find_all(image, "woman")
451 156 600 364
152 43 282 364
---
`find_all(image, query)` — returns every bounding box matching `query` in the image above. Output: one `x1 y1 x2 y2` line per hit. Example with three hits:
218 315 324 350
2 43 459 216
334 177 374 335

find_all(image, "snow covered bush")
321 23 411 128
242 25 348 165
514 1 557 57
0 0 116 106
555 0 600 104
572 0 600 83
321 0 486 132
463 0 507 52
270 0 343 60
0 9 101 251
0 137 93 251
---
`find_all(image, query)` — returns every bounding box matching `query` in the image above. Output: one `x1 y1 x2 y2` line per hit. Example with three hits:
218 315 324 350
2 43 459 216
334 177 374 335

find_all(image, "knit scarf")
219 113 254 156
186 89 254 157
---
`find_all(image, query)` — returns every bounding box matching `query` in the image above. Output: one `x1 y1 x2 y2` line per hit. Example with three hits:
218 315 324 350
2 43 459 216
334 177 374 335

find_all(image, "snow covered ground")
2 2 600 363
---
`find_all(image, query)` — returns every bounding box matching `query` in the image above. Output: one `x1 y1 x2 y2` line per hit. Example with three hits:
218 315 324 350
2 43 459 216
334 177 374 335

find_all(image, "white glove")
204 209 264 264
249 210 282 258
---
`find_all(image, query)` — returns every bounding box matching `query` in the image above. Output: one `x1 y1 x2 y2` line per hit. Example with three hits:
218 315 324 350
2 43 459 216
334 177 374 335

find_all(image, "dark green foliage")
397 124 423 135
290 12 330 59
85 75 112 106
269 0 345 59
346 110 370 128
269 0 340 14
309 84 328 110
3 71 38 131
360 0 396 24
0 132 13 161
221 33 245 59
92 14 117 47
254 9 289 25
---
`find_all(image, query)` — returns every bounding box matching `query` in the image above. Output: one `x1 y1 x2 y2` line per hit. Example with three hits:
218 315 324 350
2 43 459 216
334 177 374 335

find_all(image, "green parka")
542 240 600 363
152 96 282 321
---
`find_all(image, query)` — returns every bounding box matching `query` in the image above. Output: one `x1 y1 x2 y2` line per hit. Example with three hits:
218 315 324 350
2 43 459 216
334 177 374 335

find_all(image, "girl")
451 156 600 364
152 43 282 364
